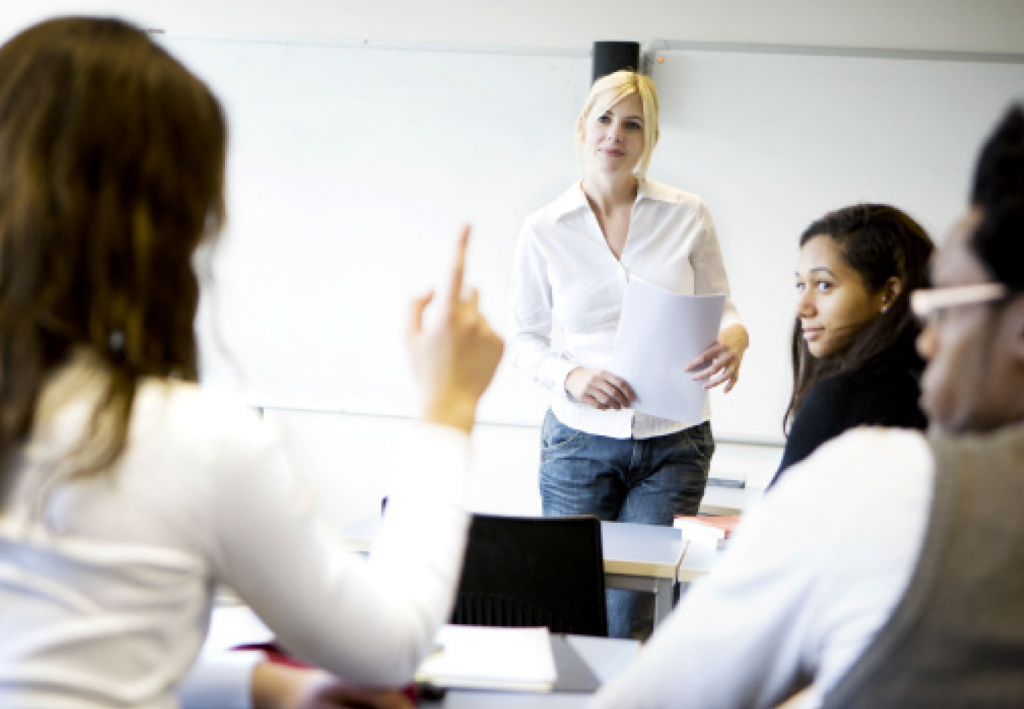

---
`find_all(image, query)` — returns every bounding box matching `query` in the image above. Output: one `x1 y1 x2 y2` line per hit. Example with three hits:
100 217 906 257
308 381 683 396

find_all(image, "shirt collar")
549 182 590 221
636 177 679 204
550 177 676 222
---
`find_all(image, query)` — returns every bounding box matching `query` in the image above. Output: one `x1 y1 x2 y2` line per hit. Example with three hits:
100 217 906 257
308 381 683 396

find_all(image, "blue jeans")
539 410 714 639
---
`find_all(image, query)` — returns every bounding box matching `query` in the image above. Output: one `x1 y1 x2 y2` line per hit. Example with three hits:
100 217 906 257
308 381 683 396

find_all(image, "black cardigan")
772 334 927 486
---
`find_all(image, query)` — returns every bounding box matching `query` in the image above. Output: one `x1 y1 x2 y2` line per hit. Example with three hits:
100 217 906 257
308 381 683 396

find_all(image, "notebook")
415 625 557 693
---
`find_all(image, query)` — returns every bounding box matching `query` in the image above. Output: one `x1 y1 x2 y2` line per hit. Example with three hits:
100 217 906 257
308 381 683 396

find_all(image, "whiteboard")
163 35 588 427
165 35 1024 443
648 45 1024 442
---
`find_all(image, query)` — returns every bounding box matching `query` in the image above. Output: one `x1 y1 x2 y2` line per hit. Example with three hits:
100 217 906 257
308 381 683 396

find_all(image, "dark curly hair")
969 104 1024 293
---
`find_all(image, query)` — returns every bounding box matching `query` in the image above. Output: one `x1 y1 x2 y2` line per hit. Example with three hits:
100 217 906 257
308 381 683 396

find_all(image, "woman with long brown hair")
771 203 935 484
0 16 503 708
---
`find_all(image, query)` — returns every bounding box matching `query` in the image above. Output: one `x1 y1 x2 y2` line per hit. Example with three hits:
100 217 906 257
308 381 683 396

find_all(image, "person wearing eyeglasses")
591 104 1024 709
770 205 935 486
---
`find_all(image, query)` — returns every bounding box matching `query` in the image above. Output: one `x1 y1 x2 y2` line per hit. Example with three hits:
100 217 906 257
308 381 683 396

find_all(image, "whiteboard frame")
644 39 1024 66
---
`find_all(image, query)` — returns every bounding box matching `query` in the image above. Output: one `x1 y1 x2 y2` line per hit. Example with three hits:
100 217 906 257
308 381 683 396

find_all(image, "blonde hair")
575 70 660 177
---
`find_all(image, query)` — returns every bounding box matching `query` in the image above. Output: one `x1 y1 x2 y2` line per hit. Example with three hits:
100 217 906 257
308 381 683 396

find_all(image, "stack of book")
673 514 740 549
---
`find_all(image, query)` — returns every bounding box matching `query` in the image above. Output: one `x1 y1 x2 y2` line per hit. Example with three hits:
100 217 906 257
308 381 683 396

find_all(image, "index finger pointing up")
446 225 471 310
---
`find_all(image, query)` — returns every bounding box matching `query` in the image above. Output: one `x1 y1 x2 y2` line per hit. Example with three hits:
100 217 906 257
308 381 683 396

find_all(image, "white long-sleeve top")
509 178 742 439
591 427 934 709
0 352 472 709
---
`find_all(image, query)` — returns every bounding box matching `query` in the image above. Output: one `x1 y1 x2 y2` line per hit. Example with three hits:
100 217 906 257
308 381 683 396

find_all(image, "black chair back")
450 514 608 637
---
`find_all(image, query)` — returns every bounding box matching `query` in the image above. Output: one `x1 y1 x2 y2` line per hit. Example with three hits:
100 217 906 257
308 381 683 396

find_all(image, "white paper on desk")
610 280 725 425
415 625 556 693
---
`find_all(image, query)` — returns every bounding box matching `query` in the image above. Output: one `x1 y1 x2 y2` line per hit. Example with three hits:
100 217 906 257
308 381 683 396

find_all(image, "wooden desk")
600 521 686 628
677 536 725 588
339 516 688 630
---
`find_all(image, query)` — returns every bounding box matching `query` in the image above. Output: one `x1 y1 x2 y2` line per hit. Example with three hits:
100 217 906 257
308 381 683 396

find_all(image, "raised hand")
406 226 504 432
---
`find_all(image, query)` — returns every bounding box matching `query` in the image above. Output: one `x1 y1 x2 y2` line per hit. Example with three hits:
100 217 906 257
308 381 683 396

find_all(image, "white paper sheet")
415 625 556 692
610 280 725 425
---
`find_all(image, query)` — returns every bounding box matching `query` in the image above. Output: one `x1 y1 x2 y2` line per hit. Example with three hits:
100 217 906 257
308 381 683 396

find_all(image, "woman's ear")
880 276 902 312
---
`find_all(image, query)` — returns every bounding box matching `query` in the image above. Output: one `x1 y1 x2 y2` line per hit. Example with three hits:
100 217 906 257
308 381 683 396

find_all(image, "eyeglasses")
910 283 1009 327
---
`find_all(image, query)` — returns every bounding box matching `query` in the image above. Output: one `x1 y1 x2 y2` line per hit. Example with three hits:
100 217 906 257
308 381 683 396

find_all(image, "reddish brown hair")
0 17 227 506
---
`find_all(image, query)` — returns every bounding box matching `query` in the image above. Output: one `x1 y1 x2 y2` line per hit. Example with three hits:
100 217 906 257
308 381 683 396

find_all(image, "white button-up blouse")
509 178 742 439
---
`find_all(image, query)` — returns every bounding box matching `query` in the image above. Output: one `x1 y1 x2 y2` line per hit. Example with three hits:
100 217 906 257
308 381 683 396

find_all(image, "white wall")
4 1 1020 525
264 409 777 533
